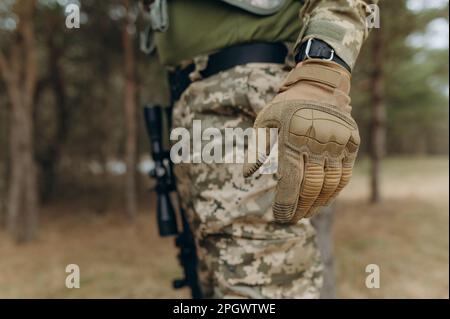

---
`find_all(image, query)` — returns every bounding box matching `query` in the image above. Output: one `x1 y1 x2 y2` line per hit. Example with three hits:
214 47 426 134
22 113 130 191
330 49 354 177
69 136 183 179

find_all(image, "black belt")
168 42 288 102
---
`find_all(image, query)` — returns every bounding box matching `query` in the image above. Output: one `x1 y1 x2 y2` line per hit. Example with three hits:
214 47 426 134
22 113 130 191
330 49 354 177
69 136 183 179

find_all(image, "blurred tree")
369 22 385 203
0 0 39 242
0 85 7 227
122 0 138 219
312 205 336 298
351 0 449 202
34 3 70 203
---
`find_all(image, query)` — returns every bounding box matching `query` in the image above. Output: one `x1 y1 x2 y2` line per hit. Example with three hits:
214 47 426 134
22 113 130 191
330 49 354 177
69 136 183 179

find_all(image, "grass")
0 196 189 299
335 156 449 298
0 156 448 298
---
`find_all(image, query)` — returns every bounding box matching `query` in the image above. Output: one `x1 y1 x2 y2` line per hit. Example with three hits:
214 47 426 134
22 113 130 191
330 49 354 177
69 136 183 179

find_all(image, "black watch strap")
295 38 351 73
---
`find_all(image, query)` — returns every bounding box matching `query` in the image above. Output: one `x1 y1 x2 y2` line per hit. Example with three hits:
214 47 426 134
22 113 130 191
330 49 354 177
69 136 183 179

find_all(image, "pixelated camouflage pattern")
172 63 323 298
297 0 379 69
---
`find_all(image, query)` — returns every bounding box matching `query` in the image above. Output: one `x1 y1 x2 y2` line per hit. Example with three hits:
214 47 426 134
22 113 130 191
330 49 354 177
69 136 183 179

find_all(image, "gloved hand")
243 59 360 223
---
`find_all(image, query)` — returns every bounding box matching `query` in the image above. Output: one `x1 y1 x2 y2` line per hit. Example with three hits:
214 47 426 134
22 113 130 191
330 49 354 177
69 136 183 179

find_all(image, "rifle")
143 104 203 299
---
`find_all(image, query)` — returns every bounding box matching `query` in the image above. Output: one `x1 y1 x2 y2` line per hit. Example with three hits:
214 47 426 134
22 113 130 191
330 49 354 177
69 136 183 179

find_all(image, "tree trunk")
0 99 8 228
369 29 385 204
35 25 69 203
311 204 336 298
0 0 39 243
122 0 138 219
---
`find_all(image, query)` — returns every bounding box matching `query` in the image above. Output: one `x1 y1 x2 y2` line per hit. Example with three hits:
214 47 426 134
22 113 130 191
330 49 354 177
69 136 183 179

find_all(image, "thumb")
243 106 279 178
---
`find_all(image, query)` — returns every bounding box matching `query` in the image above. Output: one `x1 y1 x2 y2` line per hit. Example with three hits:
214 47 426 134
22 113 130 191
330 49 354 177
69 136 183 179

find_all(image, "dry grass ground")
0 156 448 298
335 156 449 298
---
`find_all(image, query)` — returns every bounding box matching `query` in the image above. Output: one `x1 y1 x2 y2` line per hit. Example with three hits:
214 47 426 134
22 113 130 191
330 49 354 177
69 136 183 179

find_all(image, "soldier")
143 0 377 298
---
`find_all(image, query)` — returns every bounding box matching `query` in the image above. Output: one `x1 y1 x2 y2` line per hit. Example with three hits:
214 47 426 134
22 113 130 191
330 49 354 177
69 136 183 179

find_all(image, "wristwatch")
295 38 351 73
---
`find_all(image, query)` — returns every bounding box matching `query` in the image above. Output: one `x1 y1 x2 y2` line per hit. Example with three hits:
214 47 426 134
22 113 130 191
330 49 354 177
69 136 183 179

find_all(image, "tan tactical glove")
244 59 360 223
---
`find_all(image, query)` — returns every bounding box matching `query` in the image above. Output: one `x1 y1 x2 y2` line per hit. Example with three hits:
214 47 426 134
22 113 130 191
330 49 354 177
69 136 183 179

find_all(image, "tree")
312 205 336 298
122 0 138 219
34 6 70 203
369 26 385 203
0 0 39 242
351 0 449 202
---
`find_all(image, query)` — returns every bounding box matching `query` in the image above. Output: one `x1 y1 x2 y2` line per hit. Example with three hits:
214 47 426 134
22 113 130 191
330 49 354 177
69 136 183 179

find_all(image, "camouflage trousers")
173 63 323 299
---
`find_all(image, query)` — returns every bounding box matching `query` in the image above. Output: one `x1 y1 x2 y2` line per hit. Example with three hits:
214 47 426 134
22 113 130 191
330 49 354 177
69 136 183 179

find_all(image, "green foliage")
352 0 449 155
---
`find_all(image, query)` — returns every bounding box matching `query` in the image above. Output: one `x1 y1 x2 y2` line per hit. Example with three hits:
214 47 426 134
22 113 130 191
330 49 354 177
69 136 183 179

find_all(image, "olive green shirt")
154 0 378 69
154 0 302 66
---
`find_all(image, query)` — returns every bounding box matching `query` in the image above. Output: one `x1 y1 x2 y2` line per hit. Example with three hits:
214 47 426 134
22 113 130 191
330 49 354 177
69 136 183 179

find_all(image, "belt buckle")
305 38 334 61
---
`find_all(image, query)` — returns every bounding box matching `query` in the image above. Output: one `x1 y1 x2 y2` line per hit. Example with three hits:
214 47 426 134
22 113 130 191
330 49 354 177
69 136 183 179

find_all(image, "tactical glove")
243 59 360 223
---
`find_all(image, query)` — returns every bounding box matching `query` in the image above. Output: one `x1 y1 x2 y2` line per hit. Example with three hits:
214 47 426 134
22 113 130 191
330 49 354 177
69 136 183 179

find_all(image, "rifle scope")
143 105 178 237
